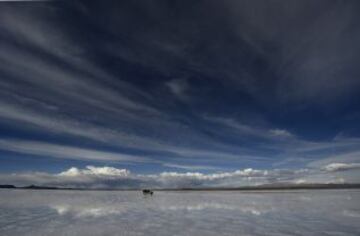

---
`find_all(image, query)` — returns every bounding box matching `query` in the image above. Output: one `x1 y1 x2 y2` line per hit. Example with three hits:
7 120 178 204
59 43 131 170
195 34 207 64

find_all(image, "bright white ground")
0 189 359 236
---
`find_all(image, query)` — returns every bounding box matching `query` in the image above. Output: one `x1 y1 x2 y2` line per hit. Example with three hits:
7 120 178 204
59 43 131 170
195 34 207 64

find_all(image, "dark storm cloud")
0 0 359 183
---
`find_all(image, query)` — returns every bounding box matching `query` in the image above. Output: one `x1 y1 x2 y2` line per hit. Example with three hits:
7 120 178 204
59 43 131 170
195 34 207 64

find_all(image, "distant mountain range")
0 185 60 190
1 183 360 191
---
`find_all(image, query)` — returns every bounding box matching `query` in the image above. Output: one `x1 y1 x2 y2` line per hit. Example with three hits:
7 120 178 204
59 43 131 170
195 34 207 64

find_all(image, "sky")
0 0 360 188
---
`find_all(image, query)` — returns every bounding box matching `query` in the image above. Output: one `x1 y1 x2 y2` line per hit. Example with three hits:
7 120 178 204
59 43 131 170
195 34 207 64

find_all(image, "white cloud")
59 166 130 177
3 164 357 189
307 149 360 168
323 163 360 172
158 168 268 181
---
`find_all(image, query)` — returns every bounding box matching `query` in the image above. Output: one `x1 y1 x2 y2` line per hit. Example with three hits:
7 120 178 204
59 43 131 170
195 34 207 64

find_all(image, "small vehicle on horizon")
142 189 154 195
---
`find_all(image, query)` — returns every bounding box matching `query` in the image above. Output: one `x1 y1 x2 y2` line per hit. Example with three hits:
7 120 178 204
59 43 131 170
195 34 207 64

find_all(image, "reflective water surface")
0 189 359 235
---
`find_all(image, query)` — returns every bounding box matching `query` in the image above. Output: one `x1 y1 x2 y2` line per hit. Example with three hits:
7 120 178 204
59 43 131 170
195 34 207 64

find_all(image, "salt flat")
0 189 359 236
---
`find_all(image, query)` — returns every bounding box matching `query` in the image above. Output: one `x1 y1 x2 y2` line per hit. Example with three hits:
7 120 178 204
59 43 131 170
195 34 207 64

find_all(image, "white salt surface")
0 189 359 235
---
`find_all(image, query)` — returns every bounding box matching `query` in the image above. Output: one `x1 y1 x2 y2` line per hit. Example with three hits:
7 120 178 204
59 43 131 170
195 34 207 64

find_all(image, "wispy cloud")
203 116 295 141
0 1 359 181
269 129 293 138
166 78 190 101
322 163 360 172
162 163 221 171
0 139 148 163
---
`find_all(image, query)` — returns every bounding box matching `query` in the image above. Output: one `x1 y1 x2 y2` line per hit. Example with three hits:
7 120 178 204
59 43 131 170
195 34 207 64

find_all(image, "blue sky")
0 0 360 187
